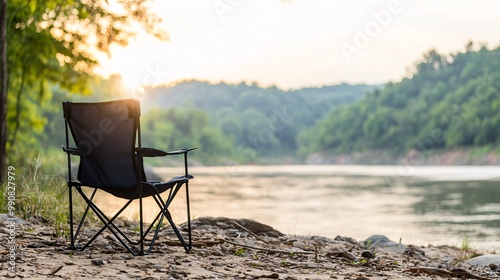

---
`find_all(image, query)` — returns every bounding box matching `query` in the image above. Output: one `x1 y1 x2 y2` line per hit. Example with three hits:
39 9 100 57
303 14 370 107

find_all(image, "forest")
11 43 500 166
299 44 500 162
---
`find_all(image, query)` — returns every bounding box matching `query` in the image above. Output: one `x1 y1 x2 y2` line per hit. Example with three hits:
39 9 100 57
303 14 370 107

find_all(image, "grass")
0 156 82 237
456 236 478 262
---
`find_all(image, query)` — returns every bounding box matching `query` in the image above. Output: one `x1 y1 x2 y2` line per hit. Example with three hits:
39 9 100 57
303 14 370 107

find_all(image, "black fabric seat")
62 99 196 255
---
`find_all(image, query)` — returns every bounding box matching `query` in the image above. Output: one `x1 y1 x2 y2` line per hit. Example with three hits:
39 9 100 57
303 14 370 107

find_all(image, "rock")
246 261 261 267
190 217 284 237
364 235 391 244
464 254 500 268
259 272 279 279
361 250 375 259
91 259 105 266
151 265 167 272
304 262 322 269
235 218 283 236
334 235 358 244
404 245 425 257
0 214 28 225
364 235 406 252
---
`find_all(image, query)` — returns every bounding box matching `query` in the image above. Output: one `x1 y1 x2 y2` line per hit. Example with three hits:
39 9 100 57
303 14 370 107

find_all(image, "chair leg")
73 187 142 255
164 209 190 252
68 185 75 250
72 188 98 244
139 193 144 256
152 182 191 252
68 181 192 255
186 181 192 251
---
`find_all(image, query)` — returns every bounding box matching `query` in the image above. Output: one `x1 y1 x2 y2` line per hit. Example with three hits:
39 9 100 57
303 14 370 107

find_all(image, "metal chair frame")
62 100 195 255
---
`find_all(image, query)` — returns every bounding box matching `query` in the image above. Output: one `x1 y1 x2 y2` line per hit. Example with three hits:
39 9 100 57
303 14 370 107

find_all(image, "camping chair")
62 99 196 255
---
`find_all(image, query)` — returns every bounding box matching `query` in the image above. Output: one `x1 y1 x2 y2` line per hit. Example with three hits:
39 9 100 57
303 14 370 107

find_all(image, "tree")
0 0 168 181
299 44 500 158
0 0 7 181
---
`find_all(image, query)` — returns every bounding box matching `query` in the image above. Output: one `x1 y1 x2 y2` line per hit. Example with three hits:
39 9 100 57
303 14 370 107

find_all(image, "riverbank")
305 147 500 166
1 216 499 279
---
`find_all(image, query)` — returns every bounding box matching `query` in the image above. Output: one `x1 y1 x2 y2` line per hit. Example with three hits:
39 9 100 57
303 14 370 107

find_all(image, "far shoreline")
154 165 500 182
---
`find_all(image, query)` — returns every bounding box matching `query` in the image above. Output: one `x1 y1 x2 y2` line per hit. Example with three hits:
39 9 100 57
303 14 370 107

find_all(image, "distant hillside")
299 44 500 163
140 81 377 162
145 81 375 123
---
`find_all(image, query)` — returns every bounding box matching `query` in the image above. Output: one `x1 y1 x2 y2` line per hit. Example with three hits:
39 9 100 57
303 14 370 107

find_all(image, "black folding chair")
62 99 196 255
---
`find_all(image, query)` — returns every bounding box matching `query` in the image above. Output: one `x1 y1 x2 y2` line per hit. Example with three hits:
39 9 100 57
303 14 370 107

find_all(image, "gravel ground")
1 216 499 279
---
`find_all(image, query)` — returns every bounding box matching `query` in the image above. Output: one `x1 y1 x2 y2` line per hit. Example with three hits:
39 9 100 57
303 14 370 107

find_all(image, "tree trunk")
0 0 7 182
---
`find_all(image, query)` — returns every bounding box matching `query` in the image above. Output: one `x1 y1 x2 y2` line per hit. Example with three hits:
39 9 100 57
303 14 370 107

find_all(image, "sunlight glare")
95 0 500 90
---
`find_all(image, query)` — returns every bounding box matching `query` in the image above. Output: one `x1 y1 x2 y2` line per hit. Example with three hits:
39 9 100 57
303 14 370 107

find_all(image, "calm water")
96 165 500 250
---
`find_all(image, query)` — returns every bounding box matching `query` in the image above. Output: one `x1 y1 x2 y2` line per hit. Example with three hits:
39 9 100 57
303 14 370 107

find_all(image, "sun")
118 70 145 93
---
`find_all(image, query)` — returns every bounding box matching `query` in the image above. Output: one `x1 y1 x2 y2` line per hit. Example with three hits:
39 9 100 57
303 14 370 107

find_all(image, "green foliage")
234 248 247 256
4 0 166 178
0 157 70 237
352 259 368 266
456 236 477 262
141 107 233 165
143 81 375 162
300 44 500 157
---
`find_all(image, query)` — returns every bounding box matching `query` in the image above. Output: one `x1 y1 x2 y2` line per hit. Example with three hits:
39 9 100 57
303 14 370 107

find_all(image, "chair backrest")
63 99 145 189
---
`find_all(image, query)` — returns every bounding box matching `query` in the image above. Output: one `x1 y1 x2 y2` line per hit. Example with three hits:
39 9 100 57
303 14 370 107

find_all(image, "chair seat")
101 175 194 199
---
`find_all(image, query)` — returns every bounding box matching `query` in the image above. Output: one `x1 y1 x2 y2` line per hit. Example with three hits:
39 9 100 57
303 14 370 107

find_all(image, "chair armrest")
61 145 81 156
165 147 198 155
136 147 167 157
136 147 197 157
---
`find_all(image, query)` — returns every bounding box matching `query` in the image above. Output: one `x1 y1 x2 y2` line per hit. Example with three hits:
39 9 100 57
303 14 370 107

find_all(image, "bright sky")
97 0 500 90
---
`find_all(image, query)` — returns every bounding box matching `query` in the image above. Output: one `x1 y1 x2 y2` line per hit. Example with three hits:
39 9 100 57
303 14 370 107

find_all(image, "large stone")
235 218 277 234
0 214 28 225
464 254 500 268
364 234 406 252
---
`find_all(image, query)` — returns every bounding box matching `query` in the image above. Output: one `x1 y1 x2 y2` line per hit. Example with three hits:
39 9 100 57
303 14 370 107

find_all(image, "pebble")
246 261 261 267
91 259 105 266
152 265 167 272
305 263 323 269
361 250 375 259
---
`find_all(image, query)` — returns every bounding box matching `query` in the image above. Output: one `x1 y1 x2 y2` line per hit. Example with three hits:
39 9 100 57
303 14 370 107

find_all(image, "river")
96 165 500 250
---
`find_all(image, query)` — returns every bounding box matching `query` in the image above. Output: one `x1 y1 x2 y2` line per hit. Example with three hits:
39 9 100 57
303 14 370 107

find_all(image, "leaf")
29 0 37 13
38 79 46 100
234 248 246 256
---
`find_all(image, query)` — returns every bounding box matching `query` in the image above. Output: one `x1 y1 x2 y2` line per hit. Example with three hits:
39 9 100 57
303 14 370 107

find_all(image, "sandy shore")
1 216 499 279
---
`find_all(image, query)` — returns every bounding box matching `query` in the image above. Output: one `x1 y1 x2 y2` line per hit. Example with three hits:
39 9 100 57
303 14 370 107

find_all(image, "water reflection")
98 165 500 250
409 180 500 242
